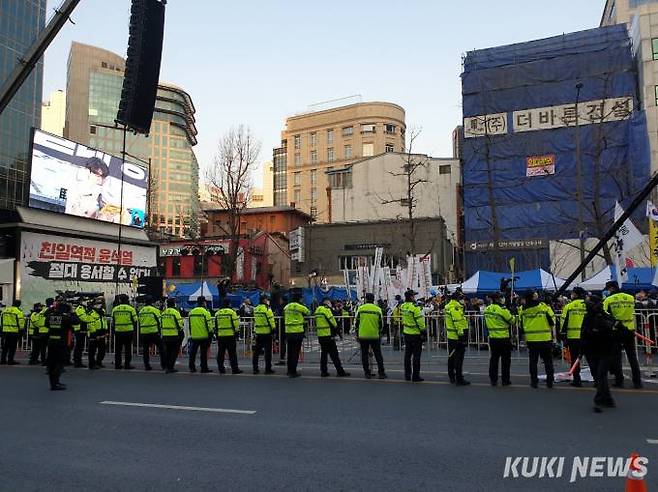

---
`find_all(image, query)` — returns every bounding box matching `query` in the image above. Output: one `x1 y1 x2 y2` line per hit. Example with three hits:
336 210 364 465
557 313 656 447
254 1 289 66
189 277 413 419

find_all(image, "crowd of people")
0 281 650 410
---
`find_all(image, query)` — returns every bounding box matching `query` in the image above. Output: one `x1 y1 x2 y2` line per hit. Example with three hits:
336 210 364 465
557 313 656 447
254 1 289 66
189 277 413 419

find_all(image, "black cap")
490 291 504 300
523 290 536 302
572 287 586 298
450 290 463 300
365 293 375 303
605 280 620 290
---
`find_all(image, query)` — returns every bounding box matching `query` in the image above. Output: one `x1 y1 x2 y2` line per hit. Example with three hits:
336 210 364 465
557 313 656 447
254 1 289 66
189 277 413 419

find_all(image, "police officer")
603 280 642 389
1 300 25 365
46 301 73 391
314 297 349 378
188 296 213 373
161 298 184 373
445 291 470 385
72 301 88 368
111 294 137 370
355 293 387 380
283 291 310 378
520 291 555 388
253 295 276 375
80 297 108 370
138 296 163 371
401 290 426 382
28 303 46 365
561 287 587 387
582 295 617 409
215 299 243 374
484 292 514 386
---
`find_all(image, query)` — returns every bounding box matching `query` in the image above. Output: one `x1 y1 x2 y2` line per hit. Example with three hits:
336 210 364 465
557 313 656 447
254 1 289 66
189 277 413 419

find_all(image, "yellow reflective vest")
484 303 513 339
112 304 137 333
254 304 275 335
520 302 554 342
188 306 212 340
161 308 183 338
603 292 636 331
215 308 239 337
79 308 107 335
139 305 161 335
445 300 468 340
356 303 383 339
314 305 337 338
1 307 25 333
29 309 47 336
401 302 426 336
284 302 309 334
561 299 586 340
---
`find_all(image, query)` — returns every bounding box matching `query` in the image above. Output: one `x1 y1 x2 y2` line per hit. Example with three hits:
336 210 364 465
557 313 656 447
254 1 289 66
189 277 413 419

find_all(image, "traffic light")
137 276 164 300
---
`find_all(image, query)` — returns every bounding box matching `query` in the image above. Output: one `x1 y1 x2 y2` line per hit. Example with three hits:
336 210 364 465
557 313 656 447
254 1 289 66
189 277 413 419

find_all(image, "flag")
613 202 643 285
647 201 658 266
646 200 658 222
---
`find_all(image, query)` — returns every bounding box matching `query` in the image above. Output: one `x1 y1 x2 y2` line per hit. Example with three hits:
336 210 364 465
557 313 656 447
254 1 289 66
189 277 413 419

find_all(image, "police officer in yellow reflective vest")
283 291 310 378
215 299 243 374
161 299 184 373
139 296 163 371
28 303 46 365
314 297 349 378
484 292 514 386
445 291 470 385
603 280 642 389
520 291 555 388
79 297 108 370
112 294 137 370
560 286 587 387
253 295 276 375
72 303 88 368
355 293 387 380
188 296 213 373
1 300 25 365
401 290 426 382
46 302 73 391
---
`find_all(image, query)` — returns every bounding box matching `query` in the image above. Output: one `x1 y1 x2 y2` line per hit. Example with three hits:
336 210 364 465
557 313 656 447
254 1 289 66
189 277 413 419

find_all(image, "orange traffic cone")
625 452 648 492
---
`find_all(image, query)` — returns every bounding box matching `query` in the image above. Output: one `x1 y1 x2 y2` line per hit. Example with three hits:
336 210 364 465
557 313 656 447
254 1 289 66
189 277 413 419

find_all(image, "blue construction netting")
461 25 651 276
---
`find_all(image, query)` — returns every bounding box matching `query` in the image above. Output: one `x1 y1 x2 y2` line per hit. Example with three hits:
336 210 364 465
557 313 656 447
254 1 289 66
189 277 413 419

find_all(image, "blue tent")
579 266 656 291
461 269 565 294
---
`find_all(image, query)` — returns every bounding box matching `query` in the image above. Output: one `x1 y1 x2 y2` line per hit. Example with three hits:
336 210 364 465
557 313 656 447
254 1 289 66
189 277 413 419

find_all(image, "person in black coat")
581 295 616 409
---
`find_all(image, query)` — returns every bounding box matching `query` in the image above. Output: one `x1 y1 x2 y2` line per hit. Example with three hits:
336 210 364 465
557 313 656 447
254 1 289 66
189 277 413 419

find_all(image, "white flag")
647 201 658 222
613 202 643 285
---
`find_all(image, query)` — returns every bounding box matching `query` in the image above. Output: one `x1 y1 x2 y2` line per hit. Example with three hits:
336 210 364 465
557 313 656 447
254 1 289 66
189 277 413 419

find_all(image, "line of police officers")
0 281 647 399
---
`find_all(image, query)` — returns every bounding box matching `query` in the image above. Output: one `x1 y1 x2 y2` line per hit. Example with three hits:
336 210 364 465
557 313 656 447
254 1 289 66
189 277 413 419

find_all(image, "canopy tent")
460 269 565 294
577 266 657 291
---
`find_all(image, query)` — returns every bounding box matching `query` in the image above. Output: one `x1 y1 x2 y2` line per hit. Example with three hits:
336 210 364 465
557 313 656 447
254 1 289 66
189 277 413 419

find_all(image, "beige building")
249 161 274 208
64 42 199 238
327 152 461 243
41 89 66 136
602 0 658 174
277 101 406 222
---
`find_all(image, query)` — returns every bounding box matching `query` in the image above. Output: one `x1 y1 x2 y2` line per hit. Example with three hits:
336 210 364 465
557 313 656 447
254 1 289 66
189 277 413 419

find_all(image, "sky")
43 0 605 182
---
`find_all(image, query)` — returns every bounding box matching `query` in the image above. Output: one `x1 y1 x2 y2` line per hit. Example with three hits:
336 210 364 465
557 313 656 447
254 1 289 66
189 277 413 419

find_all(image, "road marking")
100 401 256 415
647 439 658 444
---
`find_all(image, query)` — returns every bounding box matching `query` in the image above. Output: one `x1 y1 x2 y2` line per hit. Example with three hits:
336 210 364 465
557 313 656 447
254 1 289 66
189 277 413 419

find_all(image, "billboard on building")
19 231 157 308
28 129 148 228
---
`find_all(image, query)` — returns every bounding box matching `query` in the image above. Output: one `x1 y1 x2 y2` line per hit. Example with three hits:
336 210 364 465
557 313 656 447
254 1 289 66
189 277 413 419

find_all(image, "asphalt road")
0 363 657 492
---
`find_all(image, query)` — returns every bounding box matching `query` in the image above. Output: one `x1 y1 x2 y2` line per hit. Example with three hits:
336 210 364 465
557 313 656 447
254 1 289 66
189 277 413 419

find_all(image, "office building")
41 89 66 136
64 42 199 238
0 0 46 210
278 101 405 222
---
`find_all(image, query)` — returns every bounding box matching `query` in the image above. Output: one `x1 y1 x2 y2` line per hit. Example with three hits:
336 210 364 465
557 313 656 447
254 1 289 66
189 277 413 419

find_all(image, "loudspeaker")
116 0 166 134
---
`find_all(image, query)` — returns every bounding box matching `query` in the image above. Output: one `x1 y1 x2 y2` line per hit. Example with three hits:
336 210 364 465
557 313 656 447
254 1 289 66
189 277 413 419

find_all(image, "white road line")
647 439 658 445
100 401 256 415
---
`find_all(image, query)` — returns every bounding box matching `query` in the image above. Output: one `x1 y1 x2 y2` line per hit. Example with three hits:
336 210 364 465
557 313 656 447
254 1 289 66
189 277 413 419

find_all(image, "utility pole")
574 82 586 281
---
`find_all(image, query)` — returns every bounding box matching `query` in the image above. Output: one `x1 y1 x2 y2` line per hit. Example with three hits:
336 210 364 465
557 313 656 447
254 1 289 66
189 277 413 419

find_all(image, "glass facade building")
65 43 199 238
0 0 46 210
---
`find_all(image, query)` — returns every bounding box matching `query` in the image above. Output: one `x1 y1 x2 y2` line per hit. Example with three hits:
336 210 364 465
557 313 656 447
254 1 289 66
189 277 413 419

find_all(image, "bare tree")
379 127 429 255
146 167 161 236
205 125 261 280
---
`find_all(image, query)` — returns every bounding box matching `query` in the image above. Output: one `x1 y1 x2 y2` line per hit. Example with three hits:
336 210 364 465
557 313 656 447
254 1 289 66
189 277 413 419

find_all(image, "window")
311 150 318 163
328 170 352 189
89 125 97 134
384 124 396 134
342 126 353 137
655 85 658 106
172 256 181 276
439 164 452 175
385 143 395 153
310 169 317 185
294 172 301 186
327 128 334 144
362 143 374 157
293 190 301 204
344 144 352 159
653 38 658 60
294 135 301 150
327 147 334 162
311 188 317 203
310 132 317 146
101 62 108 68
294 153 301 167
361 123 376 134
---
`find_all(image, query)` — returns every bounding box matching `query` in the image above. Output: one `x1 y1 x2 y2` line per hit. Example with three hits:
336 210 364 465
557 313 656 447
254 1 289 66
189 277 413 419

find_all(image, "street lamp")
574 82 586 281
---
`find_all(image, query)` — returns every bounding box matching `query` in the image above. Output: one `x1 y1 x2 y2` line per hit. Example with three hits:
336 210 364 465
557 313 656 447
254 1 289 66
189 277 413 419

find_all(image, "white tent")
460 272 480 294
577 266 613 291
188 281 216 302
